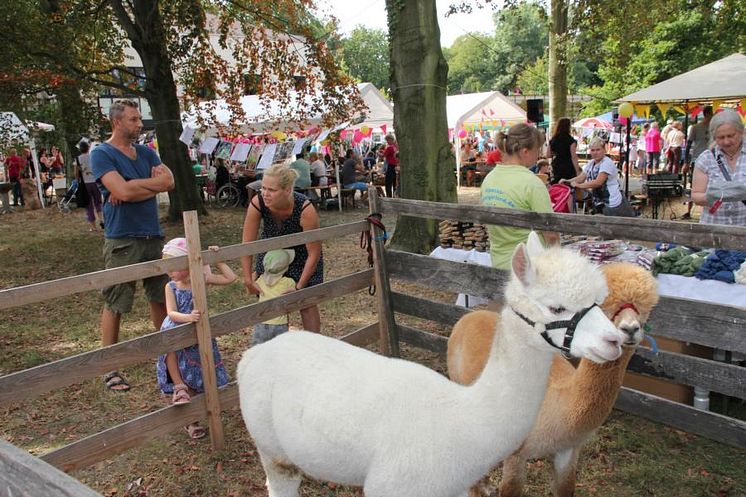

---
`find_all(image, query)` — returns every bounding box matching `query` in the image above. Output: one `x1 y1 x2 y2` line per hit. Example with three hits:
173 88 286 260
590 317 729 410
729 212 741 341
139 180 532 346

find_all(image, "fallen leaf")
215 461 223 473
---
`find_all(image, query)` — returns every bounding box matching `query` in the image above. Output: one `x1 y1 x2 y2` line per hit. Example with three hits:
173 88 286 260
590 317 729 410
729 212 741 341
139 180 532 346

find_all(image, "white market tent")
353 83 393 132
0 112 53 207
447 91 527 186
183 82 393 136
618 53 746 105
447 91 526 130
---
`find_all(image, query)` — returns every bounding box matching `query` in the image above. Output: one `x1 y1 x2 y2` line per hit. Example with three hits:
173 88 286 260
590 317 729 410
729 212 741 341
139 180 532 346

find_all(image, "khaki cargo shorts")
102 237 168 314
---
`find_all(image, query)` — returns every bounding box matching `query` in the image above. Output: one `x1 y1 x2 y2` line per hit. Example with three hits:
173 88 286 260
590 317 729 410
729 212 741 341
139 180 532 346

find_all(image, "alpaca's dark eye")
549 306 566 315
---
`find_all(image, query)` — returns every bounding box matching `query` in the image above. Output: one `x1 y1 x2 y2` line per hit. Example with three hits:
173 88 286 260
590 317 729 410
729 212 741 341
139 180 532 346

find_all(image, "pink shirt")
645 129 662 153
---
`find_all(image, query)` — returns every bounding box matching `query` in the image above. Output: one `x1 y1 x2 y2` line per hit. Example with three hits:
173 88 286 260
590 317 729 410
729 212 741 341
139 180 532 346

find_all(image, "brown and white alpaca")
447 262 659 497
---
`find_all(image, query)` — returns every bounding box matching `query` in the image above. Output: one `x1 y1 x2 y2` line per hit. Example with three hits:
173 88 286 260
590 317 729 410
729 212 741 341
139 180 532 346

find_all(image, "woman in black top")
548 117 581 184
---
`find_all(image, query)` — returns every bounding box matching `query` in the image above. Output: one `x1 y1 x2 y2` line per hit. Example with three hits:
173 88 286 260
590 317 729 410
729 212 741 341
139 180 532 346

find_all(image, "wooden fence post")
183 211 224 450
368 188 400 357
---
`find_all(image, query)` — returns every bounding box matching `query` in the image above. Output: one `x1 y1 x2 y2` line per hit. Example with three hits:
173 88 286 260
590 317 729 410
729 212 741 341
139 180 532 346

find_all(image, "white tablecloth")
655 274 746 308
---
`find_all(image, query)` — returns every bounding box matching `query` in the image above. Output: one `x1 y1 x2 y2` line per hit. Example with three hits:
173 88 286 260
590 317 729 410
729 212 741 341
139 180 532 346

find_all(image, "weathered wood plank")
387 250 509 299
42 384 240 472
0 221 369 311
615 387 746 449
183 211 224 450
398 324 448 355
379 198 746 251
0 270 374 406
0 438 103 496
391 292 470 327
646 297 746 354
627 348 745 399
340 323 381 348
369 189 399 356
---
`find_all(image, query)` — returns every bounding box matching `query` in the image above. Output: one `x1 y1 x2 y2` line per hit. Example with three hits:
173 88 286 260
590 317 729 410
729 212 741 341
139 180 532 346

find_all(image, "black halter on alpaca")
510 304 600 359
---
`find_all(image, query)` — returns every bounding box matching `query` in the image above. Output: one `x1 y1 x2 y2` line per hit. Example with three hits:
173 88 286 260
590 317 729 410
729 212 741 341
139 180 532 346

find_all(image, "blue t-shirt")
90 143 163 238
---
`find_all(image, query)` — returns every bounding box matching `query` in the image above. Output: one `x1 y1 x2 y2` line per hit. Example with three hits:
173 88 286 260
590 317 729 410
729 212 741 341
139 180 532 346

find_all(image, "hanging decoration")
655 102 671 117
618 102 634 118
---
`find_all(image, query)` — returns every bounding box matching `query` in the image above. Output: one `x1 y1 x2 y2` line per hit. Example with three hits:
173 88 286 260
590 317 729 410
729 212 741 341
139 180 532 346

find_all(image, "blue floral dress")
156 281 229 394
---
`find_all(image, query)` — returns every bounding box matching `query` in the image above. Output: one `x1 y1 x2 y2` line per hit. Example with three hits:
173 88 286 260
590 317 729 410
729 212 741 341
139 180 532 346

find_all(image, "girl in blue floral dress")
156 238 236 438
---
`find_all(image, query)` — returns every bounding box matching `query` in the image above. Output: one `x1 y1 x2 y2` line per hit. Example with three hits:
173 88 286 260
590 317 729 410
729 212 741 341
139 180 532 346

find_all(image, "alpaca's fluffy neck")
558 346 636 430
455 295 557 466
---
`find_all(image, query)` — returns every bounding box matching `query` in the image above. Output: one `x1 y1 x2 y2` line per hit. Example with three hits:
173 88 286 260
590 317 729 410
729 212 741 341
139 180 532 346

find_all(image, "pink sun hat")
162 237 189 257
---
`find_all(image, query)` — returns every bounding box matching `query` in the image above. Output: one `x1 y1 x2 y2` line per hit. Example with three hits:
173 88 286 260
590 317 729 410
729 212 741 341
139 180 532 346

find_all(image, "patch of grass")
1 199 743 497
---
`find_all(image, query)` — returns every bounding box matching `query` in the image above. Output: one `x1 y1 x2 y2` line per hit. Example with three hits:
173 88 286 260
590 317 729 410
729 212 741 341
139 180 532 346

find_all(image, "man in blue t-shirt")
91 99 174 392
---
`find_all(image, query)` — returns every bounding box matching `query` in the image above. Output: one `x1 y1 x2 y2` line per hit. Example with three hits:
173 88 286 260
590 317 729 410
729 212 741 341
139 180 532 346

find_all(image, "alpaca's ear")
525 231 545 258
511 242 535 286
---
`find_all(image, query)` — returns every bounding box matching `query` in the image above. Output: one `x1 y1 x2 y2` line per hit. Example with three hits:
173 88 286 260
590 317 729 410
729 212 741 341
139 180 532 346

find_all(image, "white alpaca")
237 232 625 497
448 262 660 497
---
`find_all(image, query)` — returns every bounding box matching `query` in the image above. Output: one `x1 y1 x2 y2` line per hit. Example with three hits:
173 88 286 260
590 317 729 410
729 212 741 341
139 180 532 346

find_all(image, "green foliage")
516 57 549 95
444 1 548 95
490 1 549 92
577 0 745 116
340 27 390 92
445 33 497 93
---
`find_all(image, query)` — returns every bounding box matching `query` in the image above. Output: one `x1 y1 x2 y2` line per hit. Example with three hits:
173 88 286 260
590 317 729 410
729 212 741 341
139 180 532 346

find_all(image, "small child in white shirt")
252 249 297 345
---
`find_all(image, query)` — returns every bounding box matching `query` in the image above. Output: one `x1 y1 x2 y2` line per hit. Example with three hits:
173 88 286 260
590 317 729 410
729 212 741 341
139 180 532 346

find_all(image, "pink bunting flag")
489 108 495 116
380 124 387 135
353 129 364 143
340 129 348 139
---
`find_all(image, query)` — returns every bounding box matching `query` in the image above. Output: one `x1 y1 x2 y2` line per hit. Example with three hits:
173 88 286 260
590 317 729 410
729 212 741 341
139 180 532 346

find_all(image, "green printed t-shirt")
480 164 552 270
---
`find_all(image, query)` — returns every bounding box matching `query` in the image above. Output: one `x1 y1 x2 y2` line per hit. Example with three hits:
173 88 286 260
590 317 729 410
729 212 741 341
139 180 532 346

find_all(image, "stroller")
548 183 574 213
58 179 80 213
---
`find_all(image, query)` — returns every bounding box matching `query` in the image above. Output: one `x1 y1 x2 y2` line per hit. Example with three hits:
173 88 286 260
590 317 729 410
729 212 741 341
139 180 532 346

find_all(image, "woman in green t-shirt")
480 123 560 269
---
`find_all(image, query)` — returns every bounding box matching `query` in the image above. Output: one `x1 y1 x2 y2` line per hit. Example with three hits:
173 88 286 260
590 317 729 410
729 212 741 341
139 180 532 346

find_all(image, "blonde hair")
263 164 299 189
496 123 544 156
309 152 319 162
588 137 606 150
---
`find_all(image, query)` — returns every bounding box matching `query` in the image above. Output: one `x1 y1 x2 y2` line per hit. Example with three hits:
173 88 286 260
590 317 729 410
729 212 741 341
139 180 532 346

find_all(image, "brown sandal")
184 423 206 439
172 384 191 405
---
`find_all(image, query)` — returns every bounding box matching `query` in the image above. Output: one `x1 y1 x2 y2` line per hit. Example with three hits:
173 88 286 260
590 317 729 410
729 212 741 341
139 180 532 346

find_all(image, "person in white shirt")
561 137 635 217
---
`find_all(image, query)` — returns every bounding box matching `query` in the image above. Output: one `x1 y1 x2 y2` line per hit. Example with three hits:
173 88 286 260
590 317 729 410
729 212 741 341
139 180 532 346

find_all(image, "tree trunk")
386 0 456 254
548 0 569 132
123 0 205 220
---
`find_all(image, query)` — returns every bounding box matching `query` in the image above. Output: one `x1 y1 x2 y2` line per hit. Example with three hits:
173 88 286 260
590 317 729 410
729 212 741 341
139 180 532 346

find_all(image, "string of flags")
177 122 389 170
628 100 746 123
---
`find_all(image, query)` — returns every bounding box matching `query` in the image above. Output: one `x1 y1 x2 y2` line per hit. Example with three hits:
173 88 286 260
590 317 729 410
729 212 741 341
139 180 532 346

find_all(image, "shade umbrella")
572 117 613 129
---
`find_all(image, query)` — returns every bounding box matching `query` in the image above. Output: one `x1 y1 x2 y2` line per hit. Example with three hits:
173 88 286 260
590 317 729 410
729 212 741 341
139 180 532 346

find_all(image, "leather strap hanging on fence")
361 213 388 295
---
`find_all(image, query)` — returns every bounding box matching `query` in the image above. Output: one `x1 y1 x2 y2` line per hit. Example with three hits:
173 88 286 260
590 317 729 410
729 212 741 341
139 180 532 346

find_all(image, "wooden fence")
376 195 746 449
2 191 745 495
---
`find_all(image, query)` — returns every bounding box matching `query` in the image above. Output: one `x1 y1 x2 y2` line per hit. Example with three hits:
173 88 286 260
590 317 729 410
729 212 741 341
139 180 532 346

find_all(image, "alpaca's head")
506 232 624 364
600 262 659 347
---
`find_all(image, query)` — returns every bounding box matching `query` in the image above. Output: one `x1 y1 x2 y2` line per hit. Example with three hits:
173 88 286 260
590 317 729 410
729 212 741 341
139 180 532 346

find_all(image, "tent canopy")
353 83 393 131
447 91 526 130
617 53 746 104
0 111 54 207
184 83 392 135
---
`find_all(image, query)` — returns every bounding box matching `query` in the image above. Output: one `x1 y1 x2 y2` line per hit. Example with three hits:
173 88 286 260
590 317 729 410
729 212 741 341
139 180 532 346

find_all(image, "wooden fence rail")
0 269 374 406
379 198 746 250
0 220 369 311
